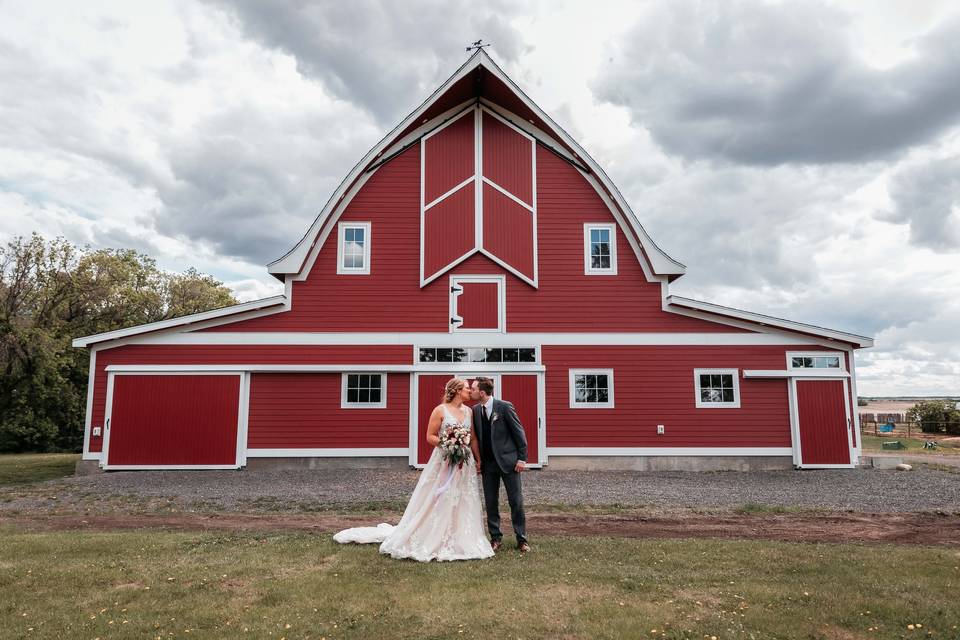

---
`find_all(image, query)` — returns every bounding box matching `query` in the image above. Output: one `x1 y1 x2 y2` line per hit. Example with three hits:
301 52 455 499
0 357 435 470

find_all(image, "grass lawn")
1 529 957 639
861 435 960 455
0 453 80 486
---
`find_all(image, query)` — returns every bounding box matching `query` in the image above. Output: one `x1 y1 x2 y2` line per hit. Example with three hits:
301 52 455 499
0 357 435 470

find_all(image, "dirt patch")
2 511 958 545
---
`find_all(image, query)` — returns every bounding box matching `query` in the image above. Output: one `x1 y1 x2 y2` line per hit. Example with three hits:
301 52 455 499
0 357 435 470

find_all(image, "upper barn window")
337 222 371 274
583 223 617 274
787 352 843 370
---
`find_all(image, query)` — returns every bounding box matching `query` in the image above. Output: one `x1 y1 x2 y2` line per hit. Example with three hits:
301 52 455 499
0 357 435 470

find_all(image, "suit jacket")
473 398 528 474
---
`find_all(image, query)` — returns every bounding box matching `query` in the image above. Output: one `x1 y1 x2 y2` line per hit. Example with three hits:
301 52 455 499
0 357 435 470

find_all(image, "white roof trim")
666 295 874 348
71 295 287 347
268 49 685 279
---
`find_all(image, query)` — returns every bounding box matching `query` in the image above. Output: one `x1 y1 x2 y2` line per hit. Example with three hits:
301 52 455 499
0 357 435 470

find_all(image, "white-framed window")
694 368 741 408
583 223 617 274
786 352 845 371
337 222 371 274
341 373 386 408
569 369 614 408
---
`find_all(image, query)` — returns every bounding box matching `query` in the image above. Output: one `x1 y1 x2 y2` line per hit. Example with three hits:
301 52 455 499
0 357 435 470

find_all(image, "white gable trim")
268 50 683 282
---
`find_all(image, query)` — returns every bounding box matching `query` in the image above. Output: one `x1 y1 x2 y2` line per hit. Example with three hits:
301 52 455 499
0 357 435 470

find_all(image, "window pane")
591 229 601 243
586 389 597 403
369 388 381 403
419 348 436 362
597 388 609 403
709 375 721 388
437 348 453 362
699 374 711 388
707 388 722 403
452 348 467 363
519 348 536 362
347 389 359 403
700 388 712 402
791 357 803 368
347 374 360 388
722 388 734 402
575 375 586 390
599 255 610 269
468 348 486 362
825 356 840 368
369 375 382 391
358 374 369 388
720 374 733 389
503 348 519 362
575 388 588 403
353 228 364 245
358 389 369 403
597 241 609 256
485 348 502 362
596 375 608 389
585 375 596 389
591 255 602 269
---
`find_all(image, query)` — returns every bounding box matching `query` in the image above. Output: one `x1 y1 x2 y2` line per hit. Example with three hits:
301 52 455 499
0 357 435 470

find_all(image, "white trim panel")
548 447 793 456
131 331 819 346
247 448 409 458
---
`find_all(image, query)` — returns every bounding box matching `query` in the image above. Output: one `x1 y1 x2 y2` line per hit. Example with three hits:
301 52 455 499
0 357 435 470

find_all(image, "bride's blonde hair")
442 377 466 403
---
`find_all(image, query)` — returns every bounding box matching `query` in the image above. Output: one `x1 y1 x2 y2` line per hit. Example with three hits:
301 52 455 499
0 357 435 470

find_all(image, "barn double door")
413 373 542 468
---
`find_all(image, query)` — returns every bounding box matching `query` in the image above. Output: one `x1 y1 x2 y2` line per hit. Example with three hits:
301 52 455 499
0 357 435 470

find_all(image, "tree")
0 233 238 452
907 400 960 435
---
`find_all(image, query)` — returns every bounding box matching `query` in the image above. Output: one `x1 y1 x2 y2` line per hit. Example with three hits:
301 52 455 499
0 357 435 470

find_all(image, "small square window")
342 373 386 408
570 369 614 408
694 369 740 408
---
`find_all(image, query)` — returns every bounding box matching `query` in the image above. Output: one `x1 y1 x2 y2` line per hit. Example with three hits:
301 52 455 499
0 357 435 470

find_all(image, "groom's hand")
476 460 482 474
514 461 526 473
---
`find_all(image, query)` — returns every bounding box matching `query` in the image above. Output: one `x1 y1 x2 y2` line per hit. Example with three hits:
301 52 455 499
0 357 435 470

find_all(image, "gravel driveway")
8 465 958 514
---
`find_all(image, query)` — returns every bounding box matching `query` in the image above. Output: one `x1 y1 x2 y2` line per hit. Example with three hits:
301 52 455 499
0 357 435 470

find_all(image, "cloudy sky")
2 0 959 396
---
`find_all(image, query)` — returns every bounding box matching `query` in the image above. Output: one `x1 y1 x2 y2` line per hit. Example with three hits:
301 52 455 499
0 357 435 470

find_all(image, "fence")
860 420 960 438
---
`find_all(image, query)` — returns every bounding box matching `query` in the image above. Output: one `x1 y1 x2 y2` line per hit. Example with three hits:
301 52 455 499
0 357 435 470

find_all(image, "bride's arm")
425 407 443 447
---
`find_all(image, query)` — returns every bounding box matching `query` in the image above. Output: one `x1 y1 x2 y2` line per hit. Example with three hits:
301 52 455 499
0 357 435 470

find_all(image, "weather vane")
466 39 490 53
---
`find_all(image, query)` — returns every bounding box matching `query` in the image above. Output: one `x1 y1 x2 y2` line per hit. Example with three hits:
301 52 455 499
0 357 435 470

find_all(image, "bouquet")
438 423 472 468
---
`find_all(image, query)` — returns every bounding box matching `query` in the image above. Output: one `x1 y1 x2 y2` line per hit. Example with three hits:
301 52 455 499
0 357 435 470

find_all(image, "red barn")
73 51 872 472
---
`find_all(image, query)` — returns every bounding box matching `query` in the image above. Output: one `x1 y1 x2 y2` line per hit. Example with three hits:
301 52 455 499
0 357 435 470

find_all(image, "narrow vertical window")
337 222 371 274
584 223 617 274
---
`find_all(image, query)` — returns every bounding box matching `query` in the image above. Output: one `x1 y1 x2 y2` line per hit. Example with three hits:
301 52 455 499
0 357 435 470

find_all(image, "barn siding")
247 373 409 449
87 344 411 453
541 345 823 449
206 147 743 334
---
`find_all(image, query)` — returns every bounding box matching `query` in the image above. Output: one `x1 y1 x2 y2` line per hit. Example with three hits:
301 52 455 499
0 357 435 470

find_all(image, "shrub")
907 400 960 435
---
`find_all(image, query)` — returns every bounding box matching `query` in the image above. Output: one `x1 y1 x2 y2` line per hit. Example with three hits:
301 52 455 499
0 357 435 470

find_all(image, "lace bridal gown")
333 404 494 562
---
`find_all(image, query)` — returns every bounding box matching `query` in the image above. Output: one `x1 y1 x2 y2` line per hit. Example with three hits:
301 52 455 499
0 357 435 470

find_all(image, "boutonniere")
491 412 500 422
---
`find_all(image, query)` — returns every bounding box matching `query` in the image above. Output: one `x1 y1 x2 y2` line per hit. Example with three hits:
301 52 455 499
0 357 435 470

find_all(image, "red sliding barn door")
796 379 853 467
414 373 540 467
500 374 539 466
104 374 241 469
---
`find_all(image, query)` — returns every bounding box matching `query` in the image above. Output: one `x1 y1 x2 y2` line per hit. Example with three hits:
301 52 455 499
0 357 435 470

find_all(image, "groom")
470 377 530 553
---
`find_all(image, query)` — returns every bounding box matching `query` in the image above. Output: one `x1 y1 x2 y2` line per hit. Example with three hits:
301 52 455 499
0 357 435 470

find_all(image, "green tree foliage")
0 233 238 452
907 399 960 435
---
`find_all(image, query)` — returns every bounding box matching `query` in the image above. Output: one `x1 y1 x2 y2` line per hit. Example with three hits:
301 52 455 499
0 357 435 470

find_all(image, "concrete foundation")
244 456 410 471
543 455 795 472
74 459 104 476
861 455 904 470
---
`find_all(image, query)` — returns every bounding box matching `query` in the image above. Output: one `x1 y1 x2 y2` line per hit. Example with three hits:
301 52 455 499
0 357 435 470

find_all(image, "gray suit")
473 398 528 544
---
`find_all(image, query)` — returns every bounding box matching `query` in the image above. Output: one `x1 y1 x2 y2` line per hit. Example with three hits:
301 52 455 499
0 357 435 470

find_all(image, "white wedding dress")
333 404 494 562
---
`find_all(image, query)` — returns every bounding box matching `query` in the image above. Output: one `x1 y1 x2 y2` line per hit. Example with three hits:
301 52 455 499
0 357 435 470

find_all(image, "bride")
333 377 495 562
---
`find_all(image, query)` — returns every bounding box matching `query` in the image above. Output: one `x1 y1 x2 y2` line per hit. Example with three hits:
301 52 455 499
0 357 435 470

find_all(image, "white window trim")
583 223 617 275
337 222 371 275
694 368 741 409
569 368 615 408
785 351 846 371
341 372 387 409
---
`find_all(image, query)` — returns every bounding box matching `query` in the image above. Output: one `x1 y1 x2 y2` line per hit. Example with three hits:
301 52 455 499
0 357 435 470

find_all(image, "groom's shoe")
518 541 531 553
491 539 502 552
